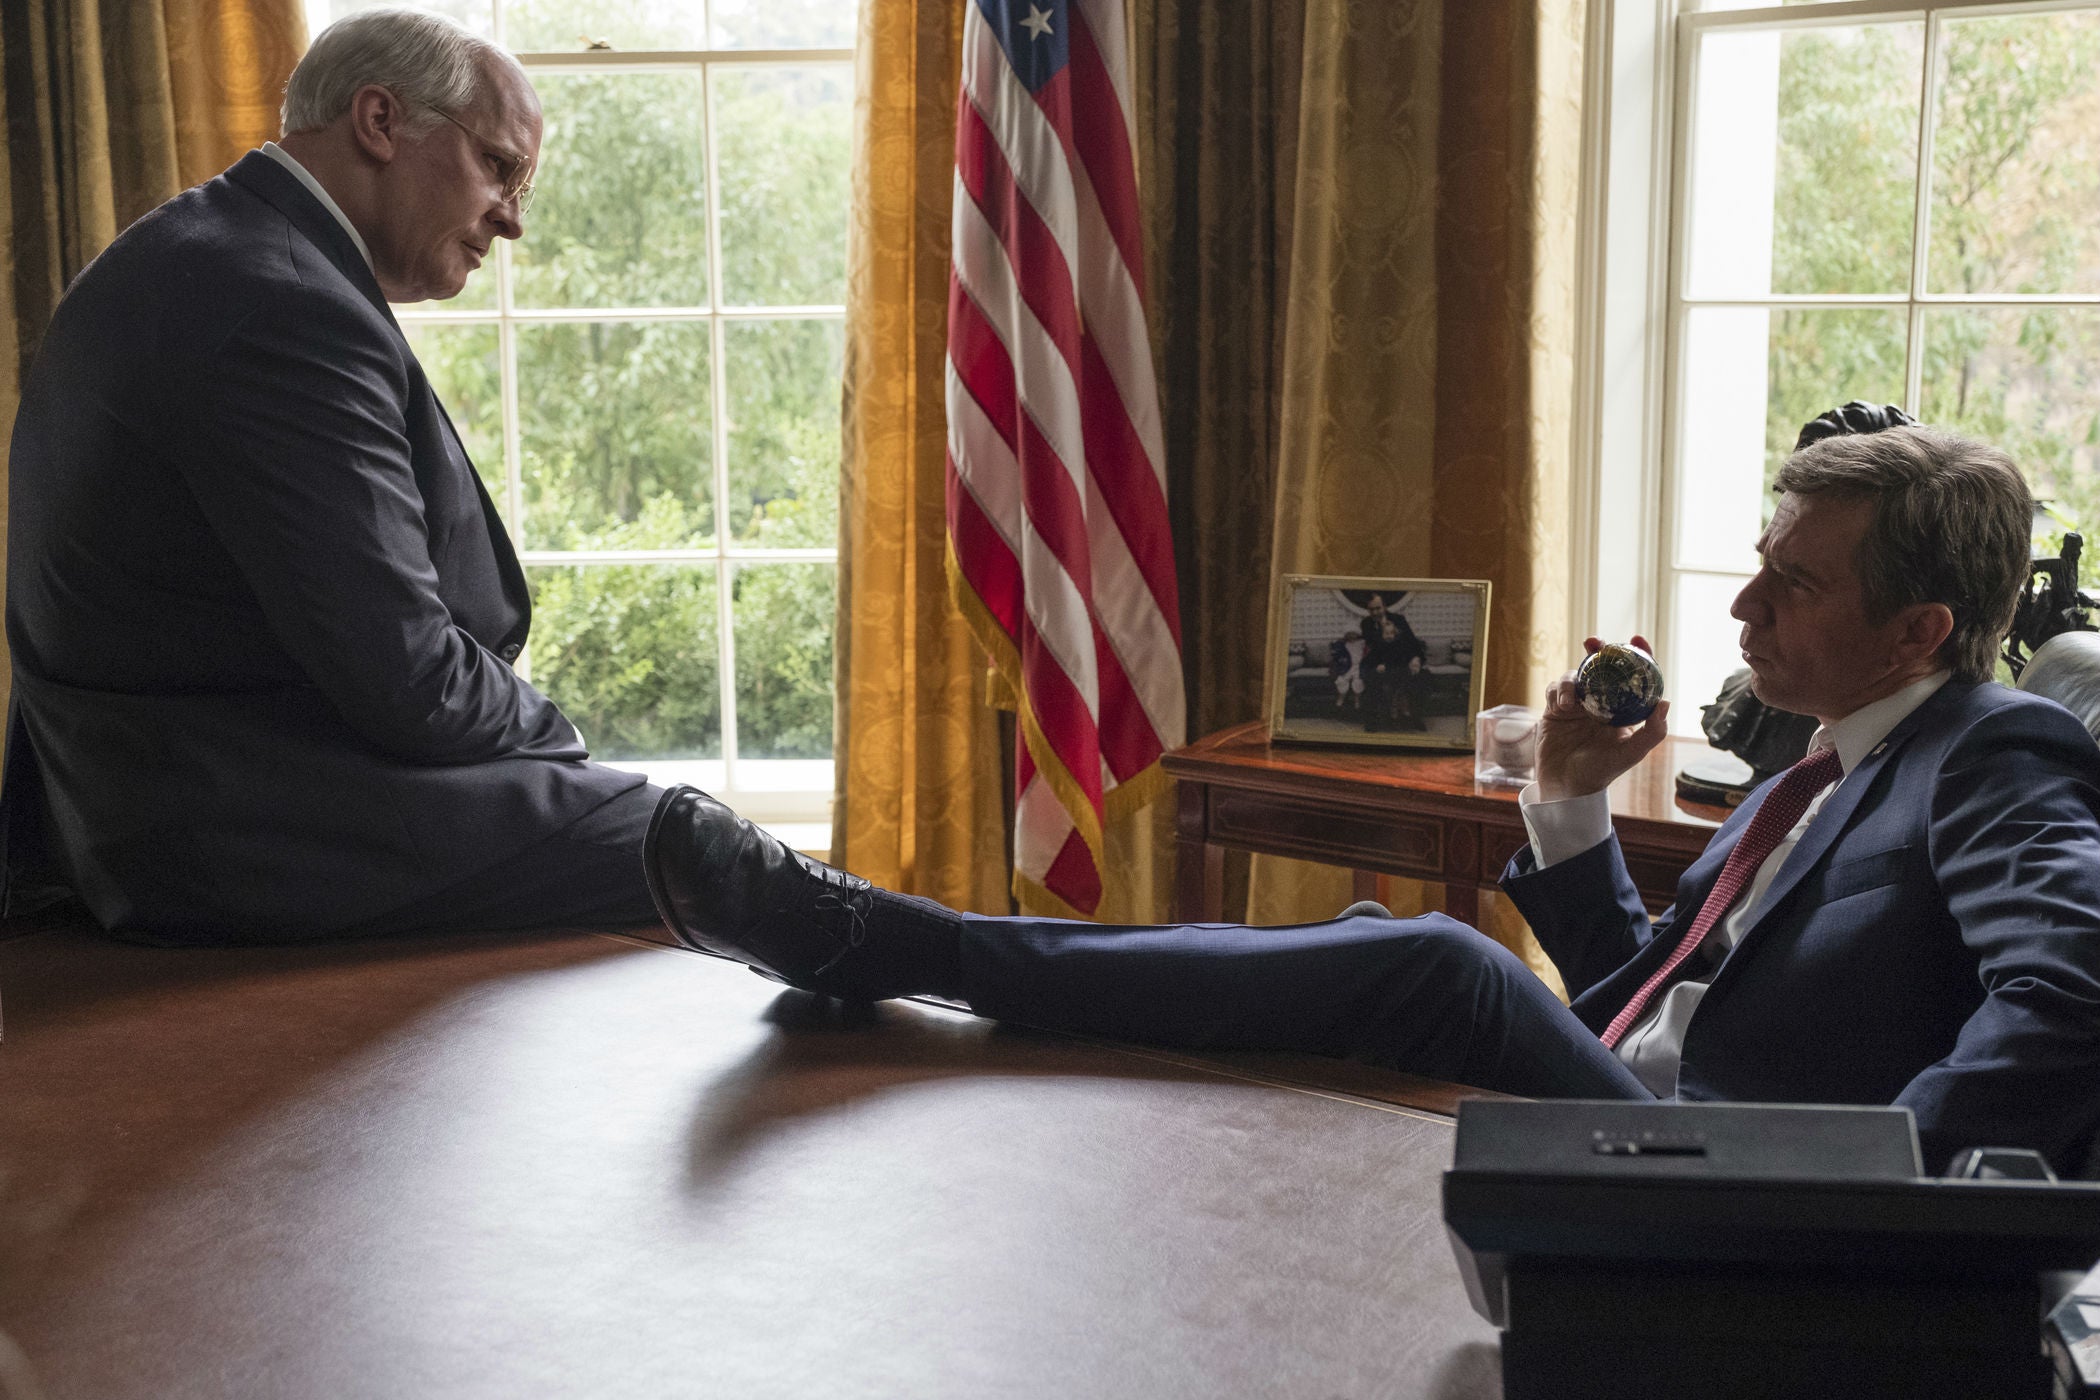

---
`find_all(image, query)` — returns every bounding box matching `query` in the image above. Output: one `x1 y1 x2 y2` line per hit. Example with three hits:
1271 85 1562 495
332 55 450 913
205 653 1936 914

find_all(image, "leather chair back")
2018 632 2100 741
2015 630 2100 1179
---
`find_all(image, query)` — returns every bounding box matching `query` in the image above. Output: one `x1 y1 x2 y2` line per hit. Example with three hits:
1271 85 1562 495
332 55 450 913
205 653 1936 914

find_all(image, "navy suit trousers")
957 910 1654 1101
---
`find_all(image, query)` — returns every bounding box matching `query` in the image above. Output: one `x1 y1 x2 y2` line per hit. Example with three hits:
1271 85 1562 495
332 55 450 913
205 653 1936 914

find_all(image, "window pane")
1764 307 1908 490
527 564 720 760
1922 308 2100 528
401 322 507 522
1678 308 1774 573
517 321 713 549
714 66 851 306
505 0 704 51
1927 11 2100 296
724 318 843 545
732 563 835 760
711 0 856 49
1678 307 1907 571
512 73 709 309
311 0 491 37
1771 24 1922 296
1668 571 1753 738
1687 24 1922 298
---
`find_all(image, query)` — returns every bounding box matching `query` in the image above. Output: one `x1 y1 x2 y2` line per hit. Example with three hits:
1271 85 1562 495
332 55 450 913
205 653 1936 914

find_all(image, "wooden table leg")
1175 780 1224 922
1351 869 1380 908
1443 821 1483 927
1442 881 1480 928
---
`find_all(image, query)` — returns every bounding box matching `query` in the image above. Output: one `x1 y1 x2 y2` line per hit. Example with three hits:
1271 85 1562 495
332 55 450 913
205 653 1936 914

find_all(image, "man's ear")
347 84 411 165
1893 601 1955 666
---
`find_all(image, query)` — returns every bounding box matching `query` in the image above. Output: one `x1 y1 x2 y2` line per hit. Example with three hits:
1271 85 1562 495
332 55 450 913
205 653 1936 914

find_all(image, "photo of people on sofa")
1277 583 1482 745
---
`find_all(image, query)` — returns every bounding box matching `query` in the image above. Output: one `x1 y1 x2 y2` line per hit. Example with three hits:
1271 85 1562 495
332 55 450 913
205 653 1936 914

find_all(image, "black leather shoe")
643 784 877 995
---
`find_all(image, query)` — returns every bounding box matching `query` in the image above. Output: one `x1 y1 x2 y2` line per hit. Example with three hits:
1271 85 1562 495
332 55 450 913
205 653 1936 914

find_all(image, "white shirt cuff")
1518 782 1614 870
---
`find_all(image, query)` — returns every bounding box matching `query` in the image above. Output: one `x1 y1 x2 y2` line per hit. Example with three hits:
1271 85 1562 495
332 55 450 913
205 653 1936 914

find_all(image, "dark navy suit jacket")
3 151 642 940
1503 679 2100 1173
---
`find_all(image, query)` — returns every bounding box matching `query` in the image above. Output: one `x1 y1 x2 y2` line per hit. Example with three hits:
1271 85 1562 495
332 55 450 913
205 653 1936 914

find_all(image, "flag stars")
1020 5 1054 39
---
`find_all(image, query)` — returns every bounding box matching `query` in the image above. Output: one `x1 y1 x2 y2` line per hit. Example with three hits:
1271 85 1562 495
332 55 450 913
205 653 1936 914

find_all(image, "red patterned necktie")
1599 745 1846 1050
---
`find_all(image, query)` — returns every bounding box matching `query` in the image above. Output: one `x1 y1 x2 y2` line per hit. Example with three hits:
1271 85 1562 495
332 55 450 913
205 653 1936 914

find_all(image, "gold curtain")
1131 2 1306 920
830 0 1010 914
0 0 305 724
1432 0 1587 716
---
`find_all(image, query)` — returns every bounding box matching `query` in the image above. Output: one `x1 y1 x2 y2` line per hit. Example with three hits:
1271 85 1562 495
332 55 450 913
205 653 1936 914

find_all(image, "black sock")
862 888 967 1000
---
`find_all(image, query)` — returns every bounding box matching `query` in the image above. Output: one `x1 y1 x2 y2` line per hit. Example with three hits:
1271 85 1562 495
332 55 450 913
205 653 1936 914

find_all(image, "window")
1582 0 2100 722
305 0 854 844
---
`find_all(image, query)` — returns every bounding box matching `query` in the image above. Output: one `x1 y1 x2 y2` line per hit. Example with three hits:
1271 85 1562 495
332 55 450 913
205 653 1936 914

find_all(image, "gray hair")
282 8 513 136
1773 425 2033 683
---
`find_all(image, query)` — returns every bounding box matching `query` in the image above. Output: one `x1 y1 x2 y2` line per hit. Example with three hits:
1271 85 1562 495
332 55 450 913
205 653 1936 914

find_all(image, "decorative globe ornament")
1576 643 1665 726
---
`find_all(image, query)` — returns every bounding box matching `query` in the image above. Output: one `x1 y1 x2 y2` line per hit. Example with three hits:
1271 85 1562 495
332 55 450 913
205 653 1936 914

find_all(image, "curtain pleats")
829 0 1012 914
165 0 306 184
1433 0 1586 718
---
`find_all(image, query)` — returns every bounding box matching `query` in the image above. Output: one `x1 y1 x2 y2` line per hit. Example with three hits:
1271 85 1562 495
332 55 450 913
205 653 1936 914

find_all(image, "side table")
1160 722 1731 925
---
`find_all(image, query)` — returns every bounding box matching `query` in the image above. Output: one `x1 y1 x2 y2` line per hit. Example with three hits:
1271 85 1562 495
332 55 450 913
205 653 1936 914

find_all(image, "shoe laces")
808 870 873 977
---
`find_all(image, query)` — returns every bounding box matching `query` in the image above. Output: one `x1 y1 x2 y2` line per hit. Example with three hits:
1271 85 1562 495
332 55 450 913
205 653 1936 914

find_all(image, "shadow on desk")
0 921 1500 1400
692 992 1512 1182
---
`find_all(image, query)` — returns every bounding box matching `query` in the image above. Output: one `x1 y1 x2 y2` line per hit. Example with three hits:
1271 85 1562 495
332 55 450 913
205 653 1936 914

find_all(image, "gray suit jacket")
3 150 642 940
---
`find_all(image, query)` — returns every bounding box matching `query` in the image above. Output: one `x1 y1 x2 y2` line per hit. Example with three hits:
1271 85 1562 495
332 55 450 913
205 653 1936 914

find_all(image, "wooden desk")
1163 723 1732 925
0 925 1500 1399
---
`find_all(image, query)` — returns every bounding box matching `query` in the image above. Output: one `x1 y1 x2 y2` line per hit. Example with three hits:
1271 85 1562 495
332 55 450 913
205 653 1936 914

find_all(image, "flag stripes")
945 0 1184 914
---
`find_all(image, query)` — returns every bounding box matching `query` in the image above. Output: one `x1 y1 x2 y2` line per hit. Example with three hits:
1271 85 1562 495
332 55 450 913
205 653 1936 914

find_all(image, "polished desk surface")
0 924 1500 1400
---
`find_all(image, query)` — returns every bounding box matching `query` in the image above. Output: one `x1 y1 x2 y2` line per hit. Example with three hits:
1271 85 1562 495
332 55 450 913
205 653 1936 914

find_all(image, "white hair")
281 8 518 136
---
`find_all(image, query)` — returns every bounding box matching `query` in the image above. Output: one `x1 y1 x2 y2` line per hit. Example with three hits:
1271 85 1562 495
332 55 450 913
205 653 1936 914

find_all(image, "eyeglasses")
429 105 536 214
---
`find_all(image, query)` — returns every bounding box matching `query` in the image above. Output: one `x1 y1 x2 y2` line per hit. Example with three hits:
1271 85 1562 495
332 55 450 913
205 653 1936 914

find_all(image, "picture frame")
1267 575 1492 751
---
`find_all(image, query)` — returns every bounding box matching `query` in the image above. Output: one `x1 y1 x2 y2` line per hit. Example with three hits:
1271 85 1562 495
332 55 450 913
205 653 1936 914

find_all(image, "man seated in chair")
5 15 2093 1176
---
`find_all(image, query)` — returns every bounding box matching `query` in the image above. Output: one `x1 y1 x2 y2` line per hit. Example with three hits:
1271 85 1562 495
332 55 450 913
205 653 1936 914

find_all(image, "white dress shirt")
259 142 374 272
1519 671 1951 1096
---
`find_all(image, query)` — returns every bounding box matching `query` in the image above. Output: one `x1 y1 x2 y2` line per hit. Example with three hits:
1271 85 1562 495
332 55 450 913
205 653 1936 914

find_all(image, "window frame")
1576 0 2100 726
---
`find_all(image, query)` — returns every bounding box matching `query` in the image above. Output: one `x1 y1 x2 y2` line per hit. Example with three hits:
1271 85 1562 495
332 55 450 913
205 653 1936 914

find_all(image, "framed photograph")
1267 575 1492 751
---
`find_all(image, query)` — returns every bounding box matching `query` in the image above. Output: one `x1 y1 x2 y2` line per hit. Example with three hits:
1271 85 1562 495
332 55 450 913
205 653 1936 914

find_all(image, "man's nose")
1730 575 1765 623
490 203 525 240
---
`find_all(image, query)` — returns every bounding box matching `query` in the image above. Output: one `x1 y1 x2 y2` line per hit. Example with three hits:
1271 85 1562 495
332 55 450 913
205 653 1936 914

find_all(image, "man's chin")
1744 669 1806 717
383 275 473 306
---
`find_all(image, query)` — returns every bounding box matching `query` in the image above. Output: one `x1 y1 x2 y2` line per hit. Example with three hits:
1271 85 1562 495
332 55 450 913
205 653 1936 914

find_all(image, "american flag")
944 0 1184 915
